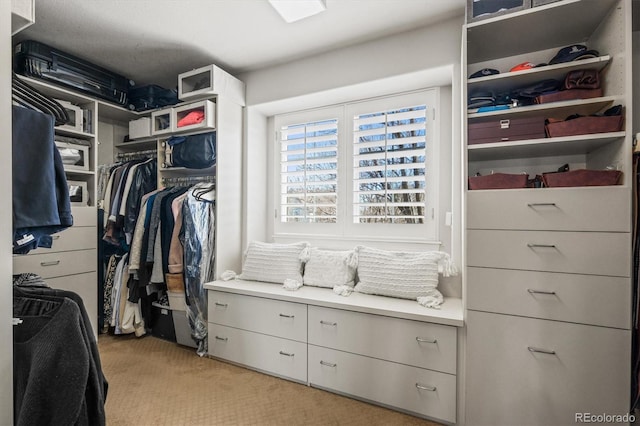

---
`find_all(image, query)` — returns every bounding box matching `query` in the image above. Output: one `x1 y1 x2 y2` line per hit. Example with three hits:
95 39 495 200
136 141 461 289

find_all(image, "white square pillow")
303 248 357 289
238 241 309 286
353 246 457 308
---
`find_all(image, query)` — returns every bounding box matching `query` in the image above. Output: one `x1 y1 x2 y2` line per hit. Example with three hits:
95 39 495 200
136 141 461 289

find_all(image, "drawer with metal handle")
466 310 630 426
27 226 97 255
467 267 630 329
207 291 307 342
13 249 96 278
467 229 630 277
207 323 307 383
467 186 629 232
308 345 456 423
308 305 457 374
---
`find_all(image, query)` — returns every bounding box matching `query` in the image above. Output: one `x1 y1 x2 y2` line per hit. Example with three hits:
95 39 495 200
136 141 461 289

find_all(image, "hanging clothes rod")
161 175 216 187
115 149 158 161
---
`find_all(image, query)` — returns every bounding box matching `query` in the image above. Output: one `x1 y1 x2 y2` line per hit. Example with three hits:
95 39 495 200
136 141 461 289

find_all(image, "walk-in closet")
5 1 640 425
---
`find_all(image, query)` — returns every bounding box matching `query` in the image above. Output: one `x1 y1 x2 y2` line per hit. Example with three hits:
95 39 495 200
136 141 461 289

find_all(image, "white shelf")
55 127 95 139
11 0 34 35
468 131 625 162
468 96 616 121
467 55 611 94
466 0 619 63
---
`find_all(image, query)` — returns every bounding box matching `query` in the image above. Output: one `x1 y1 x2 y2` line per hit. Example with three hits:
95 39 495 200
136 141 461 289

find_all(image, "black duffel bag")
164 132 216 169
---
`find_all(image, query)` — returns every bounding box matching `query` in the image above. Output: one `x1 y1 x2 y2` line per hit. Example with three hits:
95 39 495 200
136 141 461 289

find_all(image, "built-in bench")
203 279 463 424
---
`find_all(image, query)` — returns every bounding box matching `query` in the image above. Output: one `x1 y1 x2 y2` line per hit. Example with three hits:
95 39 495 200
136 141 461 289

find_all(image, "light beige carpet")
99 334 442 426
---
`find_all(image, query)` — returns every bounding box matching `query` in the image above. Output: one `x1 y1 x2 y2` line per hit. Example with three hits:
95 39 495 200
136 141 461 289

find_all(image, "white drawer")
47 271 98 336
467 267 630 329
308 306 456 374
308 345 456 423
71 206 97 227
466 311 630 426
13 249 96 278
467 230 630 277
208 291 307 342
208 324 307 383
28 226 96 254
467 187 630 232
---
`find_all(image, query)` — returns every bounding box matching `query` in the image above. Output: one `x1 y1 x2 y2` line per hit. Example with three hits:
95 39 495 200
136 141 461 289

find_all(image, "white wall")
238 15 464 297
1 1 13 423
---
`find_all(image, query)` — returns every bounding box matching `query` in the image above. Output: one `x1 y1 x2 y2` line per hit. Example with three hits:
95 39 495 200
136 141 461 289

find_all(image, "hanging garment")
182 183 216 356
13 291 106 426
12 106 72 254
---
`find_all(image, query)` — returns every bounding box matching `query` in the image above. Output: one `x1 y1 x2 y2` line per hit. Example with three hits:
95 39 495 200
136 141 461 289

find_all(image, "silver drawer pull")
527 289 557 295
527 243 557 249
528 346 556 355
40 260 60 267
279 351 295 357
214 336 228 342
214 302 228 308
416 337 437 344
320 320 337 326
415 383 437 391
320 360 337 367
279 313 295 318
527 203 557 208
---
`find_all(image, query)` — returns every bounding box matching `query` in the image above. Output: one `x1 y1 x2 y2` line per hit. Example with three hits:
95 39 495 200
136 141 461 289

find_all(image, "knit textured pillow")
302 248 357 293
238 241 309 287
353 246 457 308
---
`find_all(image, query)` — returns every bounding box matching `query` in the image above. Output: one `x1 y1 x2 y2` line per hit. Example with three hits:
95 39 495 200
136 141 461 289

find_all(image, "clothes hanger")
191 182 215 203
12 73 70 126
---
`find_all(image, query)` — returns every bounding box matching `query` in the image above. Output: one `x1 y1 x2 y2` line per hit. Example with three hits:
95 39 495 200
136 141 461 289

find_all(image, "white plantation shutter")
279 118 339 223
352 104 427 224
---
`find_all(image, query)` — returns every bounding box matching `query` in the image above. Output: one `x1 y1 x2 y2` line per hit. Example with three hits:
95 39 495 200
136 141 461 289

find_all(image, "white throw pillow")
353 246 457 308
303 248 357 289
238 241 309 286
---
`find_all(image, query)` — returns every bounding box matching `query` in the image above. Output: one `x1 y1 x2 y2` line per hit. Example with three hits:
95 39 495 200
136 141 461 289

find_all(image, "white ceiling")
14 0 465 89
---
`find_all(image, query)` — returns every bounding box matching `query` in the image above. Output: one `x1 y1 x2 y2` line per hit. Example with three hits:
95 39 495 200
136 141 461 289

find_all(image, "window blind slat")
352 104 428 224
279 118 339 224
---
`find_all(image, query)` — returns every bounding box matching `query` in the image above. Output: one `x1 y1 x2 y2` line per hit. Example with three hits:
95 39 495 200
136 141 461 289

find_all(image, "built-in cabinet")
463 1 633 424
12 76 107 336
206 280 463 424
114 92 244 279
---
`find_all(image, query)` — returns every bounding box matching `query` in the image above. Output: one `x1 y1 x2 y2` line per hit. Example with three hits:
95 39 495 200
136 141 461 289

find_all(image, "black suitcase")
14 40 132 106
128 84 179 112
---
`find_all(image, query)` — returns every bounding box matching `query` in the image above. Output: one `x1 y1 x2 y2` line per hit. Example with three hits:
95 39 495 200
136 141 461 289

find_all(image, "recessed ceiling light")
268 0 326 23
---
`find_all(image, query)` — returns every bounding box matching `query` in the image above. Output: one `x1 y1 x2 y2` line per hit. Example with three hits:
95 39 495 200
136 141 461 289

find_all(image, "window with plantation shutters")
273 89 438 242
352 105 427 224
278 115 339 224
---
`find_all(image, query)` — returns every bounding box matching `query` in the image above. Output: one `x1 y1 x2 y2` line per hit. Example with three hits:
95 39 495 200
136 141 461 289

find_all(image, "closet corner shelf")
465 0 618 63
64 169 95 176
55 127 95 139
115 138 158 150
467 55 611 94
467 131 625 162
467 96 616 121
160 165 216 175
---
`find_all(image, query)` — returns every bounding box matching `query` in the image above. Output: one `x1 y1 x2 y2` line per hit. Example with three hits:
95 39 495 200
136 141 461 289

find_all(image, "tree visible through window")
279 118 338 223
352 105 426 224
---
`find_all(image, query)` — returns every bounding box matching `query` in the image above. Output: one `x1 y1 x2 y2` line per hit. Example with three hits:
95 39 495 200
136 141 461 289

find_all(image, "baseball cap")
549 45 599 65
469 68 500 79
510 62 536 72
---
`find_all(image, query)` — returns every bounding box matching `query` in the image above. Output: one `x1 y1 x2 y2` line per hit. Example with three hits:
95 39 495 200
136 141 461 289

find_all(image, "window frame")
272 88 440 244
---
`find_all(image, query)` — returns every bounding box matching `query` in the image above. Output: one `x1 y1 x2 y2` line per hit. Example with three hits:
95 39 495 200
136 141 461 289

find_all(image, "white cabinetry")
12 77 102 336
208 291 308 383
205 280 463 423
464 1 633 424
